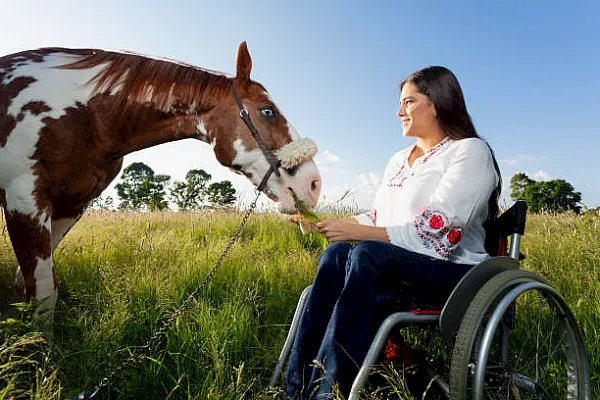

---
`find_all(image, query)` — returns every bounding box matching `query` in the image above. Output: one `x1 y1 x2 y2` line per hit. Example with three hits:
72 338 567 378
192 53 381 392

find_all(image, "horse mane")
57 49 232 116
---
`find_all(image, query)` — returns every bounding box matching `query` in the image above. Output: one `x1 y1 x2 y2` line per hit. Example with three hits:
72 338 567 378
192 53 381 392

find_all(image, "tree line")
91 166 586 214
510 172 582 213
91 162 236 211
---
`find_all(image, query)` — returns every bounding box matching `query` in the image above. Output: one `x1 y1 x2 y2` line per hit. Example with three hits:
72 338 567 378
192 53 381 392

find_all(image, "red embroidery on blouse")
366 209 377 225
447 229 462 245
388 137 451 188
420 137 451 164
429 214 445 230
388 160 407 187
414 208 462 259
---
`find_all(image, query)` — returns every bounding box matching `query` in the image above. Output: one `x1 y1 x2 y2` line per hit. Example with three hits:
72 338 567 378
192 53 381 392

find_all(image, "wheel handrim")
471 283 586 400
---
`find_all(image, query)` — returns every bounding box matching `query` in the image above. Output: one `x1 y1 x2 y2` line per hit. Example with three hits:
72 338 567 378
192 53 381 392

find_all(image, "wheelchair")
270 200 592 399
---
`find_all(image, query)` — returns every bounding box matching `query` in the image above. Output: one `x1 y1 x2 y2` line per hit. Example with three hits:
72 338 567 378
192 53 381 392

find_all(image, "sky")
2 0 599 211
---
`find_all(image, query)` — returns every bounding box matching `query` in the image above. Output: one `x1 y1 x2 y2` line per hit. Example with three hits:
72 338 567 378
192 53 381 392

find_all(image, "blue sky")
2 0 599 210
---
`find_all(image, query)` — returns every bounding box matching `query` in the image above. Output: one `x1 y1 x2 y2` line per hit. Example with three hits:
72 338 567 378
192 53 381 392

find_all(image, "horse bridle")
231 81 281 193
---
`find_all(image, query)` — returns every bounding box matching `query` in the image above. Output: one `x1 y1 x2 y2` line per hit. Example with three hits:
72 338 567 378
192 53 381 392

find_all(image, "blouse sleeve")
353 211 377 226
385 139 498 260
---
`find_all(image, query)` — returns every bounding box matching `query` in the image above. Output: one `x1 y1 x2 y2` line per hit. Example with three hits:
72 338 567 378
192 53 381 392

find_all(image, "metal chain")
80 190 262 399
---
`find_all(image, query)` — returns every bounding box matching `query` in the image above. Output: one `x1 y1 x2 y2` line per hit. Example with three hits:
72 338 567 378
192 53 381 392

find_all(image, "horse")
0 42 322 327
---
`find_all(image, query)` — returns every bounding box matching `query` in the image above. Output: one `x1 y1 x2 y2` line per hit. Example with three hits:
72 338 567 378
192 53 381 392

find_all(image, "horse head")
201 42 321 214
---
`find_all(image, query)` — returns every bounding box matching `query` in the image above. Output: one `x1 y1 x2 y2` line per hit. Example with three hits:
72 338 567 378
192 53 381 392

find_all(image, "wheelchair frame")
270 200 592 399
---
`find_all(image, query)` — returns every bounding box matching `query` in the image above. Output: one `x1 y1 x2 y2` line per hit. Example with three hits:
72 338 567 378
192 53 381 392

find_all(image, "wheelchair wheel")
450 269 590 400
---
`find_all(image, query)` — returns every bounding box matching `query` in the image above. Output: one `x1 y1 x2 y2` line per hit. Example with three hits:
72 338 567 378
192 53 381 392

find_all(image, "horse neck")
107 98 219 157
47 48 236 158
96 64 232 158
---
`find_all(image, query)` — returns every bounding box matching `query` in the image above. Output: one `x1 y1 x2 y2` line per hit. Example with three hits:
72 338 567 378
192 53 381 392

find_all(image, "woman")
284 66 502 399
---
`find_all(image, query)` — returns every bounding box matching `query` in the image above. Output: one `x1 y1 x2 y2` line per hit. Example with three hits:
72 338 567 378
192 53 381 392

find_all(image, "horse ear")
236 41 252 82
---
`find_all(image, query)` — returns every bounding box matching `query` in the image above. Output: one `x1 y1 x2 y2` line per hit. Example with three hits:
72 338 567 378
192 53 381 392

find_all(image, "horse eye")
259 107 276 118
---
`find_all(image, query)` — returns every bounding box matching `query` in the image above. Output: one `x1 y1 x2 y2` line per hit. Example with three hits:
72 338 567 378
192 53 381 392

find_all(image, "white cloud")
500 154 537 165
321 185 377 212
357 172 379 187
351 187 378 211
502 158 520 165
323 150 341 163
357 174 370 186
368 172 380 185
505 170 555 186
318 165 349 174
357 172 381 187
317 171 381 212
530 169 554 181
350 172 381 209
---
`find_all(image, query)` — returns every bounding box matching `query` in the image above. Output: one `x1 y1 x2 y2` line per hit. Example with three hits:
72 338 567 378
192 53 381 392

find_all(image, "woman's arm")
316 219 390 242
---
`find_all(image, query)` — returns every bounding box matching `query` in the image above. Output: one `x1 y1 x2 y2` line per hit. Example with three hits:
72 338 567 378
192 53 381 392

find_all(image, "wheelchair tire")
449 269 590 400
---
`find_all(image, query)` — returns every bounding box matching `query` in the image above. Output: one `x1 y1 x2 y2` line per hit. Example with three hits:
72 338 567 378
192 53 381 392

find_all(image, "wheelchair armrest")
438 257 519 340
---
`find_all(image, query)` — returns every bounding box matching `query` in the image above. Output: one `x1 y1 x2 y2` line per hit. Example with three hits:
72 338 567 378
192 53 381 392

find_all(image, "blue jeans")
284 240 472 399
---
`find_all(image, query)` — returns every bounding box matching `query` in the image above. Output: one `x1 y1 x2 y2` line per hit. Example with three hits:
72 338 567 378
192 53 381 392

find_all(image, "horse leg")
4 207 55 330
14 213 84 289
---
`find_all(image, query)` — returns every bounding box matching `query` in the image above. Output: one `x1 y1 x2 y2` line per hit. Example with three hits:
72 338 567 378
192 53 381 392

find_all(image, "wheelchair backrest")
484 199 527 260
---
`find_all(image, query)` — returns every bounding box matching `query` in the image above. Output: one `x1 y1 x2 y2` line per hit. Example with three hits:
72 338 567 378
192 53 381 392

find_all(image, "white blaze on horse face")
231 135 321 214
231 138 268 184
282 158 321 212
279 123 320 212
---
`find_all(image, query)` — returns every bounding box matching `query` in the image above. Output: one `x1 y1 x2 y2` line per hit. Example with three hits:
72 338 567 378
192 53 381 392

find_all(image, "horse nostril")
311 179 321 193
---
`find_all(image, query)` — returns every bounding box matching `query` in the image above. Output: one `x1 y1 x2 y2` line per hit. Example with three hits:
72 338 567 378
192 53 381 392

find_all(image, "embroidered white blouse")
354 137 498 265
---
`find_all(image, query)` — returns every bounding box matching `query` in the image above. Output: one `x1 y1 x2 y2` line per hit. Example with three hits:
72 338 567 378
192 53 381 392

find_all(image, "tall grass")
521 212 600 390
0 210 598 399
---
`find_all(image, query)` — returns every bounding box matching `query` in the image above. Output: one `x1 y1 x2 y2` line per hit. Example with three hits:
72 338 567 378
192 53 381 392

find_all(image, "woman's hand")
316 219 390 243
288 215 319 233
314 219 358 242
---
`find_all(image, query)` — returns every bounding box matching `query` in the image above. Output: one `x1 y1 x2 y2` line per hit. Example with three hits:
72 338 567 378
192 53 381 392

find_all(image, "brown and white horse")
0 42 321 325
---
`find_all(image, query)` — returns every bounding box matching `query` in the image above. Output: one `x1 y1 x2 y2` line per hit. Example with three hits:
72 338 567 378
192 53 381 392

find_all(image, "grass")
0 209 598 399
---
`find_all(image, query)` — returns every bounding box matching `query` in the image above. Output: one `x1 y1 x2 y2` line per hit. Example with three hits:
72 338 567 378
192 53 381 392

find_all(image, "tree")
116 162 171 211
169 169 212 211
207 181 237 207
88 196 114 210
509 173 582 213
148 174 171 211
509 173 535 201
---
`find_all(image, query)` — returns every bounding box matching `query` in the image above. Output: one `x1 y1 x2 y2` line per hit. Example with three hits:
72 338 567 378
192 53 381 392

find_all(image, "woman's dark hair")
401 66 502 220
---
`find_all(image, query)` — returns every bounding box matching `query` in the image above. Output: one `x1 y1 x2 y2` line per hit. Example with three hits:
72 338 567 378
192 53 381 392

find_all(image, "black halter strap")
231 81 281 193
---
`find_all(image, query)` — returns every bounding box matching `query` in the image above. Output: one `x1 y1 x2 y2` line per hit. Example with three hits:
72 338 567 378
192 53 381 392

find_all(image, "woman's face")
397 82 437 138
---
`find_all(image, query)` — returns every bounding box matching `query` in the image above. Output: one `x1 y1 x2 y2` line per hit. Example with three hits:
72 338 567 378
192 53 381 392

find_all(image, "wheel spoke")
450 270 589 400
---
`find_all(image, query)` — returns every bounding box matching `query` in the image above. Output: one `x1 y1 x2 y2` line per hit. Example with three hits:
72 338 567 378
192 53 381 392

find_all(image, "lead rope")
71 187 264 399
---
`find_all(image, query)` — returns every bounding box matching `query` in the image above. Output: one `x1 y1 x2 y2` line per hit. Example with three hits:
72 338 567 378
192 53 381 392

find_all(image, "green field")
0 210 598 399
